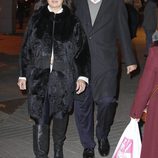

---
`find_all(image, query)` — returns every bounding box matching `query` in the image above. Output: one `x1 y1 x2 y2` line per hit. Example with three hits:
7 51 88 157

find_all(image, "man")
16 0 25 29
125 1 139 39
73 0 137 158
142 0 157 56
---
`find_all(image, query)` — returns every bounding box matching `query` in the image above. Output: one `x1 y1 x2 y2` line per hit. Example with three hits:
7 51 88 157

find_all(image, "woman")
17 0 90 157
130 42 158 158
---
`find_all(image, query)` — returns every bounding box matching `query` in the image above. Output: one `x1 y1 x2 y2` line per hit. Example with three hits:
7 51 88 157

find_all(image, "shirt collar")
47 5 63 14
90 0 101 4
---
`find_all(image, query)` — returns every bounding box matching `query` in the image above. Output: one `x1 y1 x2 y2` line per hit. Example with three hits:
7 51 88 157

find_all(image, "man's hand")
127 64 137 74
17 79 26 90
76 79 86 94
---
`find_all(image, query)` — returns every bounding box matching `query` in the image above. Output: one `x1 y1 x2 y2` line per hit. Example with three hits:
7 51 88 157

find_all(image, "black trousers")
33 97 68 145
74 86 117 149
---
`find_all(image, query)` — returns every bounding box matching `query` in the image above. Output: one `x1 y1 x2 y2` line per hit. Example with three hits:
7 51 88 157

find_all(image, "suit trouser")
74 86 116 149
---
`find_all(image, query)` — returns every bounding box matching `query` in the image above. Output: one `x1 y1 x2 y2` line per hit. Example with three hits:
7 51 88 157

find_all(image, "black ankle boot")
33 125 50 158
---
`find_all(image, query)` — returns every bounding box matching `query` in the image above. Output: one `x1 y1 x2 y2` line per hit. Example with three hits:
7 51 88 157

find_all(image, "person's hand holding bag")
112 118 142 158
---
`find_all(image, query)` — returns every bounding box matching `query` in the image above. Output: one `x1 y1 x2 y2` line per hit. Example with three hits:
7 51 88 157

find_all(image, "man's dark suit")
74 0 137 154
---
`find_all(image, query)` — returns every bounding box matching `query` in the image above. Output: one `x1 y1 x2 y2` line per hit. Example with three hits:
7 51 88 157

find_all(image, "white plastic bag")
152 30 158 42
112 118 142 158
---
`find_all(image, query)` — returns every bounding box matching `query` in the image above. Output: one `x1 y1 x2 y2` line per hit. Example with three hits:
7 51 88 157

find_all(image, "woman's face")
47 0 64 10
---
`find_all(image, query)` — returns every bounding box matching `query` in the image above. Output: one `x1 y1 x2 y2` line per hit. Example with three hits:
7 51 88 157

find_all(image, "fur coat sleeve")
73 20 91 79
19 16 34 77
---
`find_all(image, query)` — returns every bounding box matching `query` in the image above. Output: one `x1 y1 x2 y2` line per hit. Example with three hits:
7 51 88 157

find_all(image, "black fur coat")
19 5 90 119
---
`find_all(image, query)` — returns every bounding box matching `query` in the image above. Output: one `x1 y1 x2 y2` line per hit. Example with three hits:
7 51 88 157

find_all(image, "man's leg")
74 86 96 157
96 96 117 156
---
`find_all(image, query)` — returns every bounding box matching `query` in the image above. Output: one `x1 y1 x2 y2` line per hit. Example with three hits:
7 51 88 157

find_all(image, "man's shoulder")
74 0 84 6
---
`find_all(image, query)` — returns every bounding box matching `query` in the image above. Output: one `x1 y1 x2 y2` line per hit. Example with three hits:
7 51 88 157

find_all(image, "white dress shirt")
90 0 101 4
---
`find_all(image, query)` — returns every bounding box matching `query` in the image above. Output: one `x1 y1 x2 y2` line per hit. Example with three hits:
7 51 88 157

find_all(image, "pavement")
0 27 146 158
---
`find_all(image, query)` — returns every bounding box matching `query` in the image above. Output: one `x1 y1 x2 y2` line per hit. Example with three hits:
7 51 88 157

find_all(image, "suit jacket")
74 0 137 101
130 46 158 158
142 1 157 31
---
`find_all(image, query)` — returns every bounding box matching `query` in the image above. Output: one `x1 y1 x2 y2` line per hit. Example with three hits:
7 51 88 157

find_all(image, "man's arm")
117 0 137 74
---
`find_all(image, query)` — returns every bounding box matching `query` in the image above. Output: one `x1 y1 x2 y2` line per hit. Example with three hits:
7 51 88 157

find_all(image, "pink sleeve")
130 47 156 118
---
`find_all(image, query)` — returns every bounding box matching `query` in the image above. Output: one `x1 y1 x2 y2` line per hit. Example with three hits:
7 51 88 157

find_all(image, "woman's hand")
127 64 137 74
130 117 140 122
17 79 26 90
76 79 86 94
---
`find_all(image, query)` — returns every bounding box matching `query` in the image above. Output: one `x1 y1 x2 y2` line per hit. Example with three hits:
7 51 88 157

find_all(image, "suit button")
89 37 92 40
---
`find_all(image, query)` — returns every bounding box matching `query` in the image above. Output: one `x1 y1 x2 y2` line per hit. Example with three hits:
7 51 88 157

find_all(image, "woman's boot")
53 115 68 158
33 124 50 158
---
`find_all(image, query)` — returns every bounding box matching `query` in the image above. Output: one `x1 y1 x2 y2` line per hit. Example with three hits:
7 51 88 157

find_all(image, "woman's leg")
33 124 50 158
33 98 50 158
52 114 68 158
